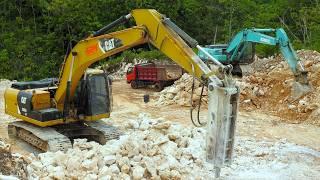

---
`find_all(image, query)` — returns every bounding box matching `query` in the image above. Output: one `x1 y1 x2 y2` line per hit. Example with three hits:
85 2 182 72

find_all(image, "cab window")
127 67 133 74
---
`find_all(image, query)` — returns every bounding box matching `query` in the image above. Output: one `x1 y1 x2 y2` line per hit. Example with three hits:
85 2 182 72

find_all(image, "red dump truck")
126 63 183 91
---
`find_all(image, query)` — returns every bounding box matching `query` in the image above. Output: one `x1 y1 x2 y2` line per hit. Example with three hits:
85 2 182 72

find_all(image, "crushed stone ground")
25 114 320 179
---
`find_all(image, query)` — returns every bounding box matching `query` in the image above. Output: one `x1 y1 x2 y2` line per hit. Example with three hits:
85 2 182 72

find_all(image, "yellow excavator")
4 9 252 176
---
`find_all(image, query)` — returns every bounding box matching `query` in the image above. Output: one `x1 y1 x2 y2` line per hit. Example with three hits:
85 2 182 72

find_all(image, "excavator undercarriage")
8 121 121 152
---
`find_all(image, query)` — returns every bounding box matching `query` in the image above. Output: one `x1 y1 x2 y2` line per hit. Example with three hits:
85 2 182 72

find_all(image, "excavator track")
85 121 122 142
8 121 72 152
8 120 122 152
53 120 122 145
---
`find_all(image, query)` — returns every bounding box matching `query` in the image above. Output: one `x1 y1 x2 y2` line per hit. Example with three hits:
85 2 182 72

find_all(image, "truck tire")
154 82 163 92
131 81 138 89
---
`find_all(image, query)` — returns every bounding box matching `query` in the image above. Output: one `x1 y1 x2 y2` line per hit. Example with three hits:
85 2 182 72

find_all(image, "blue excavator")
197 28 311 98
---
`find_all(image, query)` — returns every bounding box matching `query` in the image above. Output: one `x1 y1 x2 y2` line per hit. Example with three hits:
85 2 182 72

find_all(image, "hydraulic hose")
92 14 132 37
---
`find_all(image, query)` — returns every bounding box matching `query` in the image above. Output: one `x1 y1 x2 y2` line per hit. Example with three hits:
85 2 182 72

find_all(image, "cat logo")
99 38 122 53
21 97 27 104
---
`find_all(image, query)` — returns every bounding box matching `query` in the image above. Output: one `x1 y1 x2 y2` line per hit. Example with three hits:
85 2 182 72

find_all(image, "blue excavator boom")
198 28 309 86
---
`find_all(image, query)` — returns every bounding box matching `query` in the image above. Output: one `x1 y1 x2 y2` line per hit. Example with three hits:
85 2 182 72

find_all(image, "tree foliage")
0 0 319 80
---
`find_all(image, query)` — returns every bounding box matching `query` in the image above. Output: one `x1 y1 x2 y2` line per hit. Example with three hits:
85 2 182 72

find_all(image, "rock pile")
0 139 27 179
241 50 320 125
154 73 208 106
107 59 147 80
25 113 320 179
109 62 134 81
154 50 320 125
27 113 214 179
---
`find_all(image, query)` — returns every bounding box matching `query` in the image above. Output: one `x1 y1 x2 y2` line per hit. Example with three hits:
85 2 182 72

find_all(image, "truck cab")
126 66 136 83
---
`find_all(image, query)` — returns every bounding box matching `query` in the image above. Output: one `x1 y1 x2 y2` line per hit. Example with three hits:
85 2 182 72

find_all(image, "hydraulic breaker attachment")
206 83 239 178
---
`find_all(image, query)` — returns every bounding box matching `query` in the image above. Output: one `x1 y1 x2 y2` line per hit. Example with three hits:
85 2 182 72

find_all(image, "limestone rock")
109 164 120 174
98 166 110 178
48 166 65 179
159 141 178 156
159 169 171 180
170 169 181 180
104 155 116 165
143 157 157 177
120 164 130 174
132 165 145 180
139 118 152 130
153 121 171 130
84 173 98 180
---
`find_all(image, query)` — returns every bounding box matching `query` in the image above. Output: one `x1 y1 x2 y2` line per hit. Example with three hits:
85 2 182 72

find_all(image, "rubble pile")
109 62 134 81
241 50 320 125
25 114 320 179
27 113 214 179
108 59 147 80
154 50 320 125
0 139 27 179
154 73 208 106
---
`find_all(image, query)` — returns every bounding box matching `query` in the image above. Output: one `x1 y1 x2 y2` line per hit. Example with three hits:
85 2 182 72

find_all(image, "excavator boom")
54 27 148 107
55 9 225 108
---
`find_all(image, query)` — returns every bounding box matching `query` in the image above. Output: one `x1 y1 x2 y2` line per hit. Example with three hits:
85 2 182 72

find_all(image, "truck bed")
136 64 182 81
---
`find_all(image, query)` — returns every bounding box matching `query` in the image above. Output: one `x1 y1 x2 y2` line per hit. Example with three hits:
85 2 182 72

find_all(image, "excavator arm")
226 28 306 78
199 28 309 85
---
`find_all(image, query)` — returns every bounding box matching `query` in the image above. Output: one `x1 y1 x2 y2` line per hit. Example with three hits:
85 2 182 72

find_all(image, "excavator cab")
74 69 112 119
235 42 255 65
200 42 255 65
200 42 255 77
